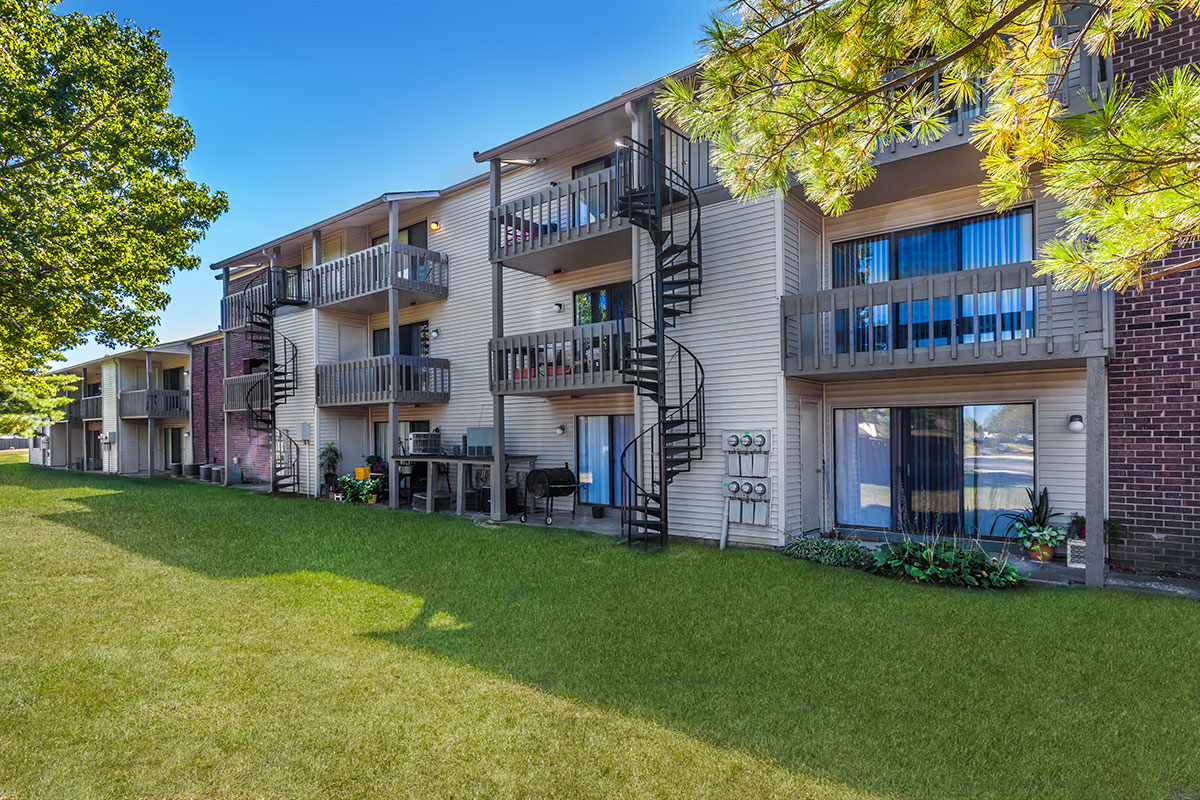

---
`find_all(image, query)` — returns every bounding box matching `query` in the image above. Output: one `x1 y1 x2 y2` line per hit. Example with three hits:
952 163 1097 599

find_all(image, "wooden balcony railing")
875 49 1111 163
220 279 272 331
781 262 1111 379
222 373 270 412
310 243 449 307
489 319 631 395
80 395 102 420
119 389 189 418
219 268 309 330
315 355 451 406
489 166 629 270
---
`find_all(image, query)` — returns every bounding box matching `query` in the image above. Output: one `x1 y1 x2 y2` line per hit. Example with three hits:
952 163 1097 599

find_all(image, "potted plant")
1016 523 1067 562
366 454 386 475
1067 512 1087 540
996 487 1064 562
319 441 341 498
364 476 381 504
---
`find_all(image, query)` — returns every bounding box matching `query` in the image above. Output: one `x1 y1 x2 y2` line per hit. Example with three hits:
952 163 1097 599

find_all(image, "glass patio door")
896 407 962 534
577 415 634 507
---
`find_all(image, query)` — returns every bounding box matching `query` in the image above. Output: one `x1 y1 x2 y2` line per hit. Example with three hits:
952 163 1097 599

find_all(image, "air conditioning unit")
465 427 493 457
409 431 441 455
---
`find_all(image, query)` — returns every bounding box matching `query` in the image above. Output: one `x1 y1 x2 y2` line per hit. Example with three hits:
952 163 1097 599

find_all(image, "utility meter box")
721 428 773 526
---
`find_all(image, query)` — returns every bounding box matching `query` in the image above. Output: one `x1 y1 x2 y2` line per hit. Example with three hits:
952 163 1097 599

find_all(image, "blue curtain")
577 415 634 506
961 209 1033 270
577 416 610 504
832 235 889 288
896 221 958 279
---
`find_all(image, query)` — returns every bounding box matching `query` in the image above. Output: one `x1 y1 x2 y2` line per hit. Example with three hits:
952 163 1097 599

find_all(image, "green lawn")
1 451 1197 800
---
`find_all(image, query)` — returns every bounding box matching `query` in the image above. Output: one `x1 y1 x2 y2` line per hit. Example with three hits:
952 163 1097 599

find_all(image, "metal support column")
145 351 155 479
489 158 507 521
222 267 232 486
1086 355 1108 587
388 200 401 511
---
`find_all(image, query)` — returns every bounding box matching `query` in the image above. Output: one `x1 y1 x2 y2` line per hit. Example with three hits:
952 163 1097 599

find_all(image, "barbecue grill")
520 463 577 525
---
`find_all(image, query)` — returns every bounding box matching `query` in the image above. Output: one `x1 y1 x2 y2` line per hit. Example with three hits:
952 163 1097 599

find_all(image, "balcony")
119 389 189 418
315 355 451 407
222 373 270 412
489 319 631 396
490 166 630 275
310 242 449 313
220 267 308 330
780 262 1111 381
80 395 102 421
874 50 1111 166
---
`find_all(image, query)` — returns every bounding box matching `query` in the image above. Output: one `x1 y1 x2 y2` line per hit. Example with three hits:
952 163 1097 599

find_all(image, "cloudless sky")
59 0 715 364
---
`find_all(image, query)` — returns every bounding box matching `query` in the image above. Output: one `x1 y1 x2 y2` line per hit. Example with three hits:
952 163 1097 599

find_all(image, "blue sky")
59 0 714 363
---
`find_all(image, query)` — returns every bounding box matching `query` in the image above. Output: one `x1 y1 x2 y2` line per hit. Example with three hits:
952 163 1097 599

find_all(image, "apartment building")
29 339 196 475
195 11 1196 584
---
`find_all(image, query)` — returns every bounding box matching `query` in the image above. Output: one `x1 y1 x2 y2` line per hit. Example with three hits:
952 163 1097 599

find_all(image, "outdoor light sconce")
555 424 566 436
429 328 440 339
552 302 564 313
1068 414 1085 433
429 221 440 232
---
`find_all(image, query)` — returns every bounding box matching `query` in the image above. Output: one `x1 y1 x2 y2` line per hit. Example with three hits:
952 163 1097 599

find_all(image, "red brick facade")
189 332 273 483
1106 11 1200 576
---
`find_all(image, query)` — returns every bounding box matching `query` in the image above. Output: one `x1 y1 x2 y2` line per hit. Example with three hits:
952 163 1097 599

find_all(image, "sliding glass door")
577 415 634 507
834 403 1034 537
897 407 962 534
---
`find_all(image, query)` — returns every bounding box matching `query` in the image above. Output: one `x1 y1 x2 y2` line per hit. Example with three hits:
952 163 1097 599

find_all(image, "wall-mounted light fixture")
555 424 566 436
183 431 191 437
430 328 440 339
552 302 564 313
429 221 441 232
1068 414 1085 433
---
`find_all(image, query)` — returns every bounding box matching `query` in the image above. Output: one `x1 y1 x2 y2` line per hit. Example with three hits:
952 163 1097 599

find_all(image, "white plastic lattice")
1066 538 1087 569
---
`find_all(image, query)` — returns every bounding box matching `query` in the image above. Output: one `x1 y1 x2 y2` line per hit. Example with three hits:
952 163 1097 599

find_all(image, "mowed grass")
0 452 1198 800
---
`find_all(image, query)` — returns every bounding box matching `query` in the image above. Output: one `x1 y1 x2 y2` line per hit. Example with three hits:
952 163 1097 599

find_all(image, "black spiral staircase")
242 267 304 493
616 117 707 548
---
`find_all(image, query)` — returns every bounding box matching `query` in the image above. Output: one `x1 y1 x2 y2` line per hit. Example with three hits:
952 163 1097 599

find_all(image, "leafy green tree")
0 0 227 434
660 0 1200 292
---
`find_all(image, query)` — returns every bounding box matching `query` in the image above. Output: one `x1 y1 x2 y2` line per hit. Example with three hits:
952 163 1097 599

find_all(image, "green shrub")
782 536 874 570
870 539 1026 589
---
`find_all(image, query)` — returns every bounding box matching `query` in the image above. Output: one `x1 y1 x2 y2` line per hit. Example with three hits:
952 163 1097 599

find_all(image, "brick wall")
189 340 223 465
190 329 274 484
1106 11 1200 576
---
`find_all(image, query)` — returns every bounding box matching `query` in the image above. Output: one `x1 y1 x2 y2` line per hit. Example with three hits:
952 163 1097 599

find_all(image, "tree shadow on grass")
29 465 1200 800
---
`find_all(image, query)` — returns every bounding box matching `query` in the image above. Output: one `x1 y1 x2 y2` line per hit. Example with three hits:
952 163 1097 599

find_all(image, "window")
376 419 430 459
572 155 612 180
571 156 614 227
162 368 183 391
830 208 1035 354
574 283 632 326
832 208 1033 286
371 220 429 250
86 382 101 398
833 403 1034 537
371 321 429 358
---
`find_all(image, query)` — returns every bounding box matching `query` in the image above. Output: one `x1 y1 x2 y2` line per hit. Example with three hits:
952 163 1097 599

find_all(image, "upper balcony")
310 242 449 313
220 268 307 331
490 166 631 276
780 262 1111 381
315 354 451 407
119 389 189 419
874 50 1111 167
80 395 102 421
489 319 631 396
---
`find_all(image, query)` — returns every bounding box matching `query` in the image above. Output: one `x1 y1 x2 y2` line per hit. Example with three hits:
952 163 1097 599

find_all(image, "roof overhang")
473 63 700 164
209 192 441 274
47 338 195 376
